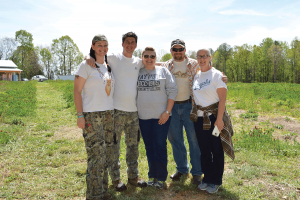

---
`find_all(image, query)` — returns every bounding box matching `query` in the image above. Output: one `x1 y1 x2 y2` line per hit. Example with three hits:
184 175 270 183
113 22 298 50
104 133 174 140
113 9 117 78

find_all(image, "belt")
175 99 190 104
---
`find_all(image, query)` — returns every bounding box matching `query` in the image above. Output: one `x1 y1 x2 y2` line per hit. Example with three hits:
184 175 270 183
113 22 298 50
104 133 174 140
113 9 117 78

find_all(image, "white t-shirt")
192 67 227 116
107 53 143 112
75 60 114 112
173 60 191 101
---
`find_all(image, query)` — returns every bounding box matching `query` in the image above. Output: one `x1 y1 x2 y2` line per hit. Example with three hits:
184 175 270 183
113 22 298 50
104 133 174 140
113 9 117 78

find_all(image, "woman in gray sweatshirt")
137 47 178 189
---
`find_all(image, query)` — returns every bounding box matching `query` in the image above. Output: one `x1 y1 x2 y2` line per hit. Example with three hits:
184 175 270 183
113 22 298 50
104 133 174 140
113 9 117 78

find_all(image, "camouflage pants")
83 110 117 200
110 109 140 180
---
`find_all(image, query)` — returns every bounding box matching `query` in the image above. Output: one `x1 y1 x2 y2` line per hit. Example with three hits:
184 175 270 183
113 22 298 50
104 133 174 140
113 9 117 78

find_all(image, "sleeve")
75 61 89 79
164 68 178 100
214 70 227 90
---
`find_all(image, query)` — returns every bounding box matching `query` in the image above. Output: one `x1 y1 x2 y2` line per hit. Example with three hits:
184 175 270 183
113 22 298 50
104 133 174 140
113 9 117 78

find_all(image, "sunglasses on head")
172 48 185 52
143 55 156 59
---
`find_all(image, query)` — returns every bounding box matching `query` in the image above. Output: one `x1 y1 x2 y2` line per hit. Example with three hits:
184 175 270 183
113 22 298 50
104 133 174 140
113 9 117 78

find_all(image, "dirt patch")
53 126 82 141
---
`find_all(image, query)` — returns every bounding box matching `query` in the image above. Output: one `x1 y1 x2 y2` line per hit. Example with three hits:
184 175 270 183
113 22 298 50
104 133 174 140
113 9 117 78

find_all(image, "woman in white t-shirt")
191 49 228 194
74 34 115 200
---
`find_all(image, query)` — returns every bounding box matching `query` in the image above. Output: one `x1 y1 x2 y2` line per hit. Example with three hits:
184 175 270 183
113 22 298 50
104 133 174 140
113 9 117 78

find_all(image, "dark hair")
142 47 156 57
122 32 138 43
90 47 111 73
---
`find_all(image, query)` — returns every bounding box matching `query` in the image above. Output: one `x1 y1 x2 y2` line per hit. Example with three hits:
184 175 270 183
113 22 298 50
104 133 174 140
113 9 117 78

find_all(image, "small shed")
0 60 22 81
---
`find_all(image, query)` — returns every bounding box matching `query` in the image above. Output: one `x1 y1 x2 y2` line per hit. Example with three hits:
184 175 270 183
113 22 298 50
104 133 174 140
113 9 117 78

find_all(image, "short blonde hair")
142 47 156 57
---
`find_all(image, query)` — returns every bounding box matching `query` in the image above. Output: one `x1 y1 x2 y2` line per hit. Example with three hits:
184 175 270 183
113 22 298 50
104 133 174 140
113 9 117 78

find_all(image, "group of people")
73 32 234 200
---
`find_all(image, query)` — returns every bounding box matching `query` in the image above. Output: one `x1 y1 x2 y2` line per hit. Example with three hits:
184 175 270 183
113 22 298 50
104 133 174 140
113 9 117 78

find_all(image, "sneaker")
206 184 220 194
198 182 208 190
128 176 147 188
147 178 157 186
170 171 184 181
154 180 165 189
112 179 127 192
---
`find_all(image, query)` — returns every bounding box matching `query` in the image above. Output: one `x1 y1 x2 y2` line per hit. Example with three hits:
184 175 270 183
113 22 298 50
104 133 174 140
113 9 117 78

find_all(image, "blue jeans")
168 102 202 176
139 118 171 181
194 115 224 185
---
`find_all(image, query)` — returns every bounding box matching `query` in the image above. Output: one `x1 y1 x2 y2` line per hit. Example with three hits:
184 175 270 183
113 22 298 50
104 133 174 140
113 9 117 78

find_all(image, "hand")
77 117 85 129
214 119 224 132
222 72 228 84
85 55 96 68
158 112 170 125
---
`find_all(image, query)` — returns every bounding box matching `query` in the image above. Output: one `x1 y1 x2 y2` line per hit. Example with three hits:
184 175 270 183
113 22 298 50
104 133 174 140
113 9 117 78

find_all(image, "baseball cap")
171 39 185 48
92 34 108 44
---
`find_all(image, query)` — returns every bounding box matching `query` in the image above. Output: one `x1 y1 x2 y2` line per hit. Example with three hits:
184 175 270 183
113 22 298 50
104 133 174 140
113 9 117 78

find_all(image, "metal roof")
0 60 19 68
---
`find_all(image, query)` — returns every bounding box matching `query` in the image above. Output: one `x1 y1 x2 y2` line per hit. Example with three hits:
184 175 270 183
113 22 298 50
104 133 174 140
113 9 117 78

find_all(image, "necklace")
95 62 113 96
96 63 111 80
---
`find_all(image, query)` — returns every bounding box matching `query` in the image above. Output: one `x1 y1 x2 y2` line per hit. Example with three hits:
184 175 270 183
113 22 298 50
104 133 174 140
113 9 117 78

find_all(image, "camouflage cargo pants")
83 110 117 200
110 109 140 180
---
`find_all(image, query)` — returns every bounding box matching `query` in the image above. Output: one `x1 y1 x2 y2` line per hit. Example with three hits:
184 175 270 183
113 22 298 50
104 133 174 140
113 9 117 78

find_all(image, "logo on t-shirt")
193 79 211 90
137 74 161 91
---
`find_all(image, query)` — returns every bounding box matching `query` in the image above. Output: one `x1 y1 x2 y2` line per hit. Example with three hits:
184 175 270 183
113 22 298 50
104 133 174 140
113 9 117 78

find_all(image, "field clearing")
0 81 299 200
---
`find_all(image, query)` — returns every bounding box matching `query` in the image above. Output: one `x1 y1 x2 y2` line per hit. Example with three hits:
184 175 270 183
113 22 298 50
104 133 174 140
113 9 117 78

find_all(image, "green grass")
228 82 300 118
0 81 299 200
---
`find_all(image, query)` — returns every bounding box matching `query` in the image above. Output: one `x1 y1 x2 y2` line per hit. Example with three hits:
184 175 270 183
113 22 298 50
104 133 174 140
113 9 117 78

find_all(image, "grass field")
0 81 299 200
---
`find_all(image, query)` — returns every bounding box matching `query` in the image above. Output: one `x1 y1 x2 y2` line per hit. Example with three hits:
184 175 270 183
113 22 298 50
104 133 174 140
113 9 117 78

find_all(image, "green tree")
217 43 232 74
289 37 300 83
0 37 17 60
187 50 197 59
160 53 172 62
52 35 82 75
268 44 284 82
133 49 142 58
260 38 274 82
15 30 34 77
40 47 53 79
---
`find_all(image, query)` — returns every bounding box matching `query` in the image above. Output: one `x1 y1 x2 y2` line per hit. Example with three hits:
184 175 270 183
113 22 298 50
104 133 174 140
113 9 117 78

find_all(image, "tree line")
135 37 300 84
1 30 299 83
0 29 83 79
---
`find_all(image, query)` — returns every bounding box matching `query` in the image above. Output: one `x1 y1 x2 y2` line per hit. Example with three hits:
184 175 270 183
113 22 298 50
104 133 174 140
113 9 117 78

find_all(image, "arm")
84 55 96 68
221 72 228 84
158 68 178 125
74 75 86 129
215 87 227 132
158 99 174 125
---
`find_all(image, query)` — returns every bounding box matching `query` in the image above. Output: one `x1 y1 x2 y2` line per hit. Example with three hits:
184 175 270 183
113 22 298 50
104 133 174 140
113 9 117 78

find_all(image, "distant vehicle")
21 78 29 81
31 75 48 82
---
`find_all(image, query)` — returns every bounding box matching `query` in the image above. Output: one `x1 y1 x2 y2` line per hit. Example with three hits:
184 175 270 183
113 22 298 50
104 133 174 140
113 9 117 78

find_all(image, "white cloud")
226 23 300 48
218 9 268 16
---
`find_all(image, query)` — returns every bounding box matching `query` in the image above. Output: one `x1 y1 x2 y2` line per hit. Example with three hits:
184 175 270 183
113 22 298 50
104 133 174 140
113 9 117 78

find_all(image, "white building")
0 60 22 81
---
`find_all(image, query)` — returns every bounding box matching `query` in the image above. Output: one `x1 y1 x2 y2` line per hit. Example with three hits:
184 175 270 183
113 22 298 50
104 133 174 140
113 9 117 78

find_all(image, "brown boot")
128 176 147 188
101 192 112 200
112 179 127 192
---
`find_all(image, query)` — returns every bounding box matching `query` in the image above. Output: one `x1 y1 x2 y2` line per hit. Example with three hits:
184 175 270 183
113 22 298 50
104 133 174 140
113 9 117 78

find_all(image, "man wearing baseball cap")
163 39 226 185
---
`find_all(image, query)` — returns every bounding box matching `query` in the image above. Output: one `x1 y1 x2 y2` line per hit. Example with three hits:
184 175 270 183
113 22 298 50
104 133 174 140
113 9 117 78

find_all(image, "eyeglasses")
172 48 185 52
197 55 210 59
143 55 156 59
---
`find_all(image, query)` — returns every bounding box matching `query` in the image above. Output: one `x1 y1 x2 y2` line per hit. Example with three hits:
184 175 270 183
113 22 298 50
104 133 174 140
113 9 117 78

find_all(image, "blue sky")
1 0 300 57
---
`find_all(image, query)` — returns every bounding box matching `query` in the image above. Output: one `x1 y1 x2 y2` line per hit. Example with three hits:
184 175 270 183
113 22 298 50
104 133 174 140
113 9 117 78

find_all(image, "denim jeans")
168 102 202 176
139 118 171 181
194 115 224 185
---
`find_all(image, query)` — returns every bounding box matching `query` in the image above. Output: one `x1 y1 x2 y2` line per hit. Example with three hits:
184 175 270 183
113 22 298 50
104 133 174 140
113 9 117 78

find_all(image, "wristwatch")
165 111 170 115
77 112 83 116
